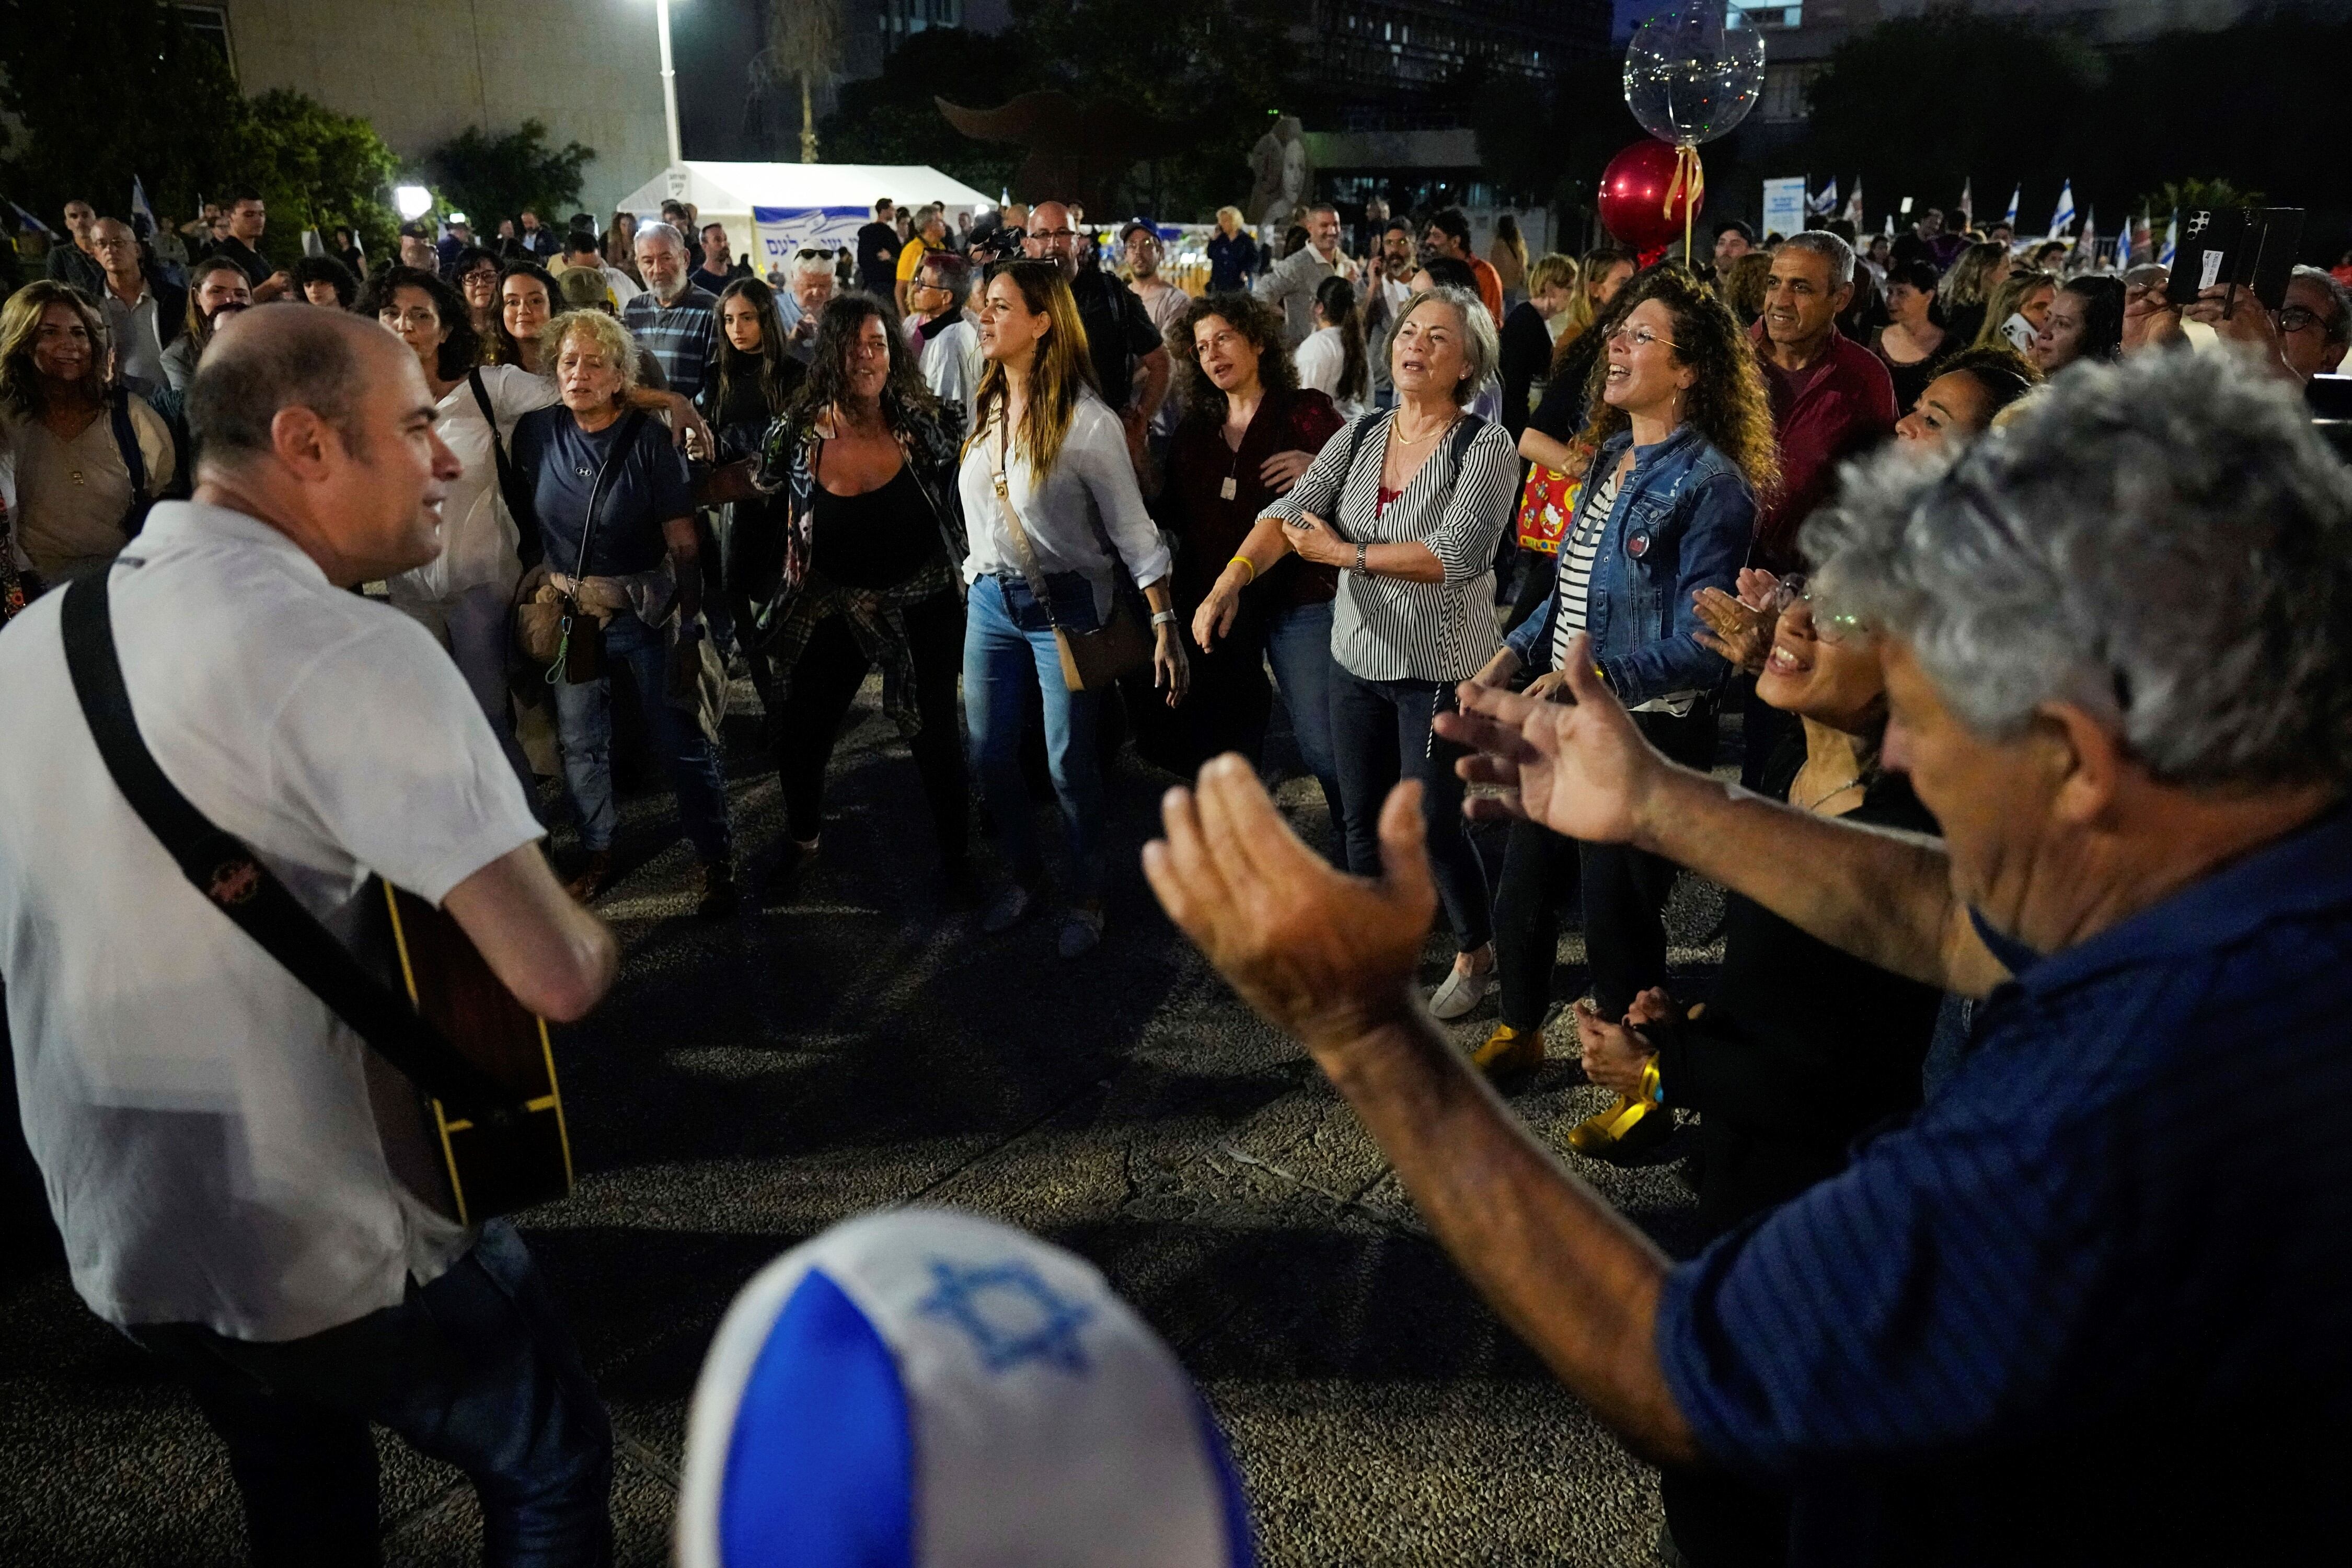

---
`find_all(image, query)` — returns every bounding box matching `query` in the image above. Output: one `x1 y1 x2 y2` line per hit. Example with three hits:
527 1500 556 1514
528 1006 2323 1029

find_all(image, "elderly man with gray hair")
1144 348 2352 1562
624 219 721 402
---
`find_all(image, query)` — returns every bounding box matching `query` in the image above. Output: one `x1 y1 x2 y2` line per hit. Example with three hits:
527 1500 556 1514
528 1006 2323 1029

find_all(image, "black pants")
1329 667 1491 950
128 1222 611 1567
1493 705 1716 1024
774 590 969 869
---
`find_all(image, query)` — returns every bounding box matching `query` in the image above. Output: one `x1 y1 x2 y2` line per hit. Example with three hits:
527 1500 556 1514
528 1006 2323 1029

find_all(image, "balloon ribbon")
1663 143 1705 262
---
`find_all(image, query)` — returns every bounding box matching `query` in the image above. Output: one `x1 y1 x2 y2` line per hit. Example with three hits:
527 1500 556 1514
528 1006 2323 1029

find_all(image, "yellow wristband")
1640 1059 1663 1104
1228 555 1258 584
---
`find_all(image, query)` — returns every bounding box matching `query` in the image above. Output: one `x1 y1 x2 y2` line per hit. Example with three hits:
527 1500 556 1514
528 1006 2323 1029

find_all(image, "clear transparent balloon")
1622 7 1767 148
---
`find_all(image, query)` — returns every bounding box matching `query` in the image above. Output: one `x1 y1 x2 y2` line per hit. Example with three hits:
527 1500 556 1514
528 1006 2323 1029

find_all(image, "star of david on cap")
918 1256 1096 1375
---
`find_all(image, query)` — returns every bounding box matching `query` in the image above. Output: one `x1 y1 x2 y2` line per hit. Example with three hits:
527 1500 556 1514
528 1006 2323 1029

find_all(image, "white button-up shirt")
957 391 1171 622
0 502 545 1341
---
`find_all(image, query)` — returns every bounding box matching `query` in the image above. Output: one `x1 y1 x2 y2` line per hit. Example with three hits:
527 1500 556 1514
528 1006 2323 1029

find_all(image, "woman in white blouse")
360 263 557 790
1293 274 1369 419
960 258 1188 958
1233 285 1518 1019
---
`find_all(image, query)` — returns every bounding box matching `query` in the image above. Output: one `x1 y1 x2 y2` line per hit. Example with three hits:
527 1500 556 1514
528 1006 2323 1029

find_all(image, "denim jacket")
1504 421 1755 706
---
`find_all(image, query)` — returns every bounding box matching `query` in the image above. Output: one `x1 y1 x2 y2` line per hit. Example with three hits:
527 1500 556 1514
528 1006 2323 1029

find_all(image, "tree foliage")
425 120 596 230
0 0 401 255
821 0 1308 218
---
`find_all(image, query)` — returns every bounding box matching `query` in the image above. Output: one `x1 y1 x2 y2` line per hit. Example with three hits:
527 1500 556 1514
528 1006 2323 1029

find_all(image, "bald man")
0 305 620 1564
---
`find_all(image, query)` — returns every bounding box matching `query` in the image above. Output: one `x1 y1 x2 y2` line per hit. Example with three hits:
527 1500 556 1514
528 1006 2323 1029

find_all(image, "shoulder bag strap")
1445 412 1487 469
470 369 544 571
58 574 522 1126
570 408 647 582
986 416 1065 630
109 395 153 538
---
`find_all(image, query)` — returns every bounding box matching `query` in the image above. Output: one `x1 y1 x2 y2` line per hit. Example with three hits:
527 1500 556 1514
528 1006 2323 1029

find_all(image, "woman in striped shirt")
1468 266 1777 1083
1245 285 1519 1017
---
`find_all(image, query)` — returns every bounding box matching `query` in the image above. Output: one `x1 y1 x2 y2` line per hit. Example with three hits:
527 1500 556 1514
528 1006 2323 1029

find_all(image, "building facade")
185 0 675 217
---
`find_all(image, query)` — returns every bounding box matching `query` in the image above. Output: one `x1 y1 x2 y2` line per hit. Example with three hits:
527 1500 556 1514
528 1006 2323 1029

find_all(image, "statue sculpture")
1246 116 1311 232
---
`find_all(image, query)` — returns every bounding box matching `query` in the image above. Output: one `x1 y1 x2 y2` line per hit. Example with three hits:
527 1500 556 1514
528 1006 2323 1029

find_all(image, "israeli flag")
9 201 51 236
2077 206 2095 263
680 1209 1254 1568
130 177 158 240
1808 178 1838 217
2047 180 2076 240
2004 185 2021 228
2160 212 2177 268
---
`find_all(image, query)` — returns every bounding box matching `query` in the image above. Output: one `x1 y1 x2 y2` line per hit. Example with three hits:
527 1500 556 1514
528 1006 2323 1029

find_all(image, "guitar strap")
467 367 543 571
58 572 524 1126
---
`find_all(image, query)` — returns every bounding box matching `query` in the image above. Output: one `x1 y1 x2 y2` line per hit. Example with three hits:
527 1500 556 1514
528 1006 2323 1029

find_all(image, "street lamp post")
654 0 684 171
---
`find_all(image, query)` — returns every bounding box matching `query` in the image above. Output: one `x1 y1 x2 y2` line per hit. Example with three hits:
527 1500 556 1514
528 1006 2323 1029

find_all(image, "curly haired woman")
1468 264 1779 1079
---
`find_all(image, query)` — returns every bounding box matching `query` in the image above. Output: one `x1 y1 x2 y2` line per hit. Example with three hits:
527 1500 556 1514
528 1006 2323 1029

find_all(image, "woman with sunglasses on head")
1468 266 1774 1077
962 258 1186 959
748 291 969 900
1577 566 1944 1568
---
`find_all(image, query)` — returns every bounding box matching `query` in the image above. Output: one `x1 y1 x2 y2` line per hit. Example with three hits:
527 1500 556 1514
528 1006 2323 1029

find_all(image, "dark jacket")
748 396 966 627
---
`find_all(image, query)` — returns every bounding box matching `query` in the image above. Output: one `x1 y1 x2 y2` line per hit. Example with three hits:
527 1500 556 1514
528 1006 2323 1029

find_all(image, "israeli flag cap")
679 1208 1254 1568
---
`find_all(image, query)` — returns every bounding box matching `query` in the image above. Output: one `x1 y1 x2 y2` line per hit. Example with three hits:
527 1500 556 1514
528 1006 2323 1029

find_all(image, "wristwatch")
1354 541 1370 575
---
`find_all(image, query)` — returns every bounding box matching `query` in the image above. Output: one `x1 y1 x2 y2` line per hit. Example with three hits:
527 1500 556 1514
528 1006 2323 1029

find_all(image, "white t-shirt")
387 364 557 611
918 317 983 433
0 502 545 1341
1294 326 1367 419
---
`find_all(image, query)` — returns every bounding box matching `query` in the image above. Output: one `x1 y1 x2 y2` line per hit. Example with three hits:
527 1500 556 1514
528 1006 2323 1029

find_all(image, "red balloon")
1598 140 1702 254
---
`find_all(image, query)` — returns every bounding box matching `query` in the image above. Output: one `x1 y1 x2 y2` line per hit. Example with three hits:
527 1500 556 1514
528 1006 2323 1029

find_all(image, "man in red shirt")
1423 207 1504 326
1744 228 1897 779
1749 230 1897 571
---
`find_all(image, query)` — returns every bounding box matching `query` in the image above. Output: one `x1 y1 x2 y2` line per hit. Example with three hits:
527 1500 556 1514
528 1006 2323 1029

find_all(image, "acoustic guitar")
381 883 575 1226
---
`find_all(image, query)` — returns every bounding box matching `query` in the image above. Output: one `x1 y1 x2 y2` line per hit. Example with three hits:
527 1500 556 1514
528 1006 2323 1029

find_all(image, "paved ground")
0 673 1732 1565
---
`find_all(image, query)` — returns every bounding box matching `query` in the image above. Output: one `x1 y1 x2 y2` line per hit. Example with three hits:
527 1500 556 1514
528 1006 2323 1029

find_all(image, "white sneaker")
1428 962 1494 1021
1057 907 1104 959
981 882 1033 934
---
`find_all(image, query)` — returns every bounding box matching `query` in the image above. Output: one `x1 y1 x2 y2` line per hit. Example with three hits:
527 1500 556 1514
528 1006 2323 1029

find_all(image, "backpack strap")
108 395 154 539
468 368 544 571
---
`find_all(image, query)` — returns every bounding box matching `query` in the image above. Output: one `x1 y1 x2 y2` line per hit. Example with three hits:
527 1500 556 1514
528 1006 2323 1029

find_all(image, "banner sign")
1762 177 1808 243
752 205 870 271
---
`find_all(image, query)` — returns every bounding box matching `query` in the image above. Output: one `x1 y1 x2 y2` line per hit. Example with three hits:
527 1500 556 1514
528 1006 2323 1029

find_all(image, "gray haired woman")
1239 285 1518 1017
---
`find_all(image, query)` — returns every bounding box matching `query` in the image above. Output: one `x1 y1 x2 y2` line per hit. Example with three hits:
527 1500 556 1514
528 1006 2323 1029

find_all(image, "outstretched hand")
1434 635 1663 847
1143 755 1436 1052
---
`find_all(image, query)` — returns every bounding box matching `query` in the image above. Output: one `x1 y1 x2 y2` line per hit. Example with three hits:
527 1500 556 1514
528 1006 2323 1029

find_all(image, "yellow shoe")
1471 1022 1545 1080
1565 1093 1673 1162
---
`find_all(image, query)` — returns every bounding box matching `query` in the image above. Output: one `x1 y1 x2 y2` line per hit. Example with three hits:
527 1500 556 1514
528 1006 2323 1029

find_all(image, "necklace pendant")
69 469 85 486
1219 476 1237 501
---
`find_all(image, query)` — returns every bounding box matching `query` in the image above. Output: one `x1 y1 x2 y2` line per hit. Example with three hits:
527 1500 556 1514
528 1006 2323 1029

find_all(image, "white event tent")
615 162 995 279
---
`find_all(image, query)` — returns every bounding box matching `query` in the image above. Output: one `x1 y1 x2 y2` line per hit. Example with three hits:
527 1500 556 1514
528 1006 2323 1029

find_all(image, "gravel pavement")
0 672 1734 1565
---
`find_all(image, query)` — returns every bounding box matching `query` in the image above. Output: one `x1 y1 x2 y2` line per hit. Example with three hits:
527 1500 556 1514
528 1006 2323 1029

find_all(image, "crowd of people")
4 174 2351 1568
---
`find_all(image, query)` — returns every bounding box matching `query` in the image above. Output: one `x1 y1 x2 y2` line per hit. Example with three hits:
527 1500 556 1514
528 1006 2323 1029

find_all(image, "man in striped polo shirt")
1147 350 2352 1563
623 222 720 403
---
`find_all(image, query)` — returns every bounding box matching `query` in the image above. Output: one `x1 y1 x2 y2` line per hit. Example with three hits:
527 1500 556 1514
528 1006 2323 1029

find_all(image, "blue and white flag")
2159 211 2178 268
679 1209 1254 1568
1841 177 1863 228
1808 178 1838 217
2004 184 2021 228
2116 233 2134 272
9 201 51 236
130 177 158 240
2047 180 2076 240
2077 206 2095 263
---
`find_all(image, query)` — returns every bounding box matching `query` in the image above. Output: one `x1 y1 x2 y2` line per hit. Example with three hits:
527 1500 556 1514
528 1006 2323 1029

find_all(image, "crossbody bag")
109 395 155 541
514 408 647 684
986 417 1151 693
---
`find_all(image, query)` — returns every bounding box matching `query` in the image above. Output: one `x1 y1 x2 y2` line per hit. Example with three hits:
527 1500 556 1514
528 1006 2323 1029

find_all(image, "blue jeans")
1329 666 1492 950
128 1221 612 1567
1263 599 1342 813
551 609 732 862
964 572 1105 898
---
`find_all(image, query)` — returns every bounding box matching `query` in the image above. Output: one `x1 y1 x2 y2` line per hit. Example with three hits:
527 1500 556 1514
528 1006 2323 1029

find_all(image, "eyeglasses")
378 308 440 329
2276 305 2325 334
1771 574 1870 644
1606 325 1678 353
